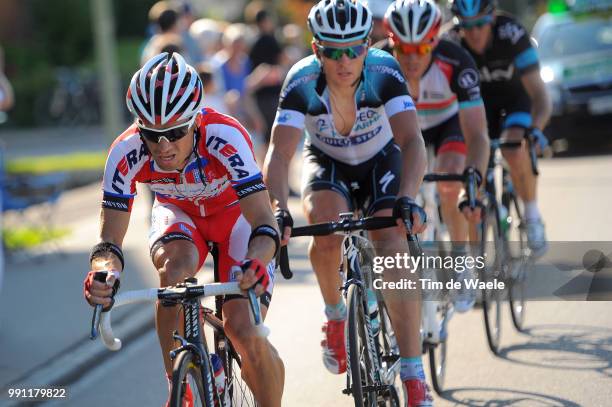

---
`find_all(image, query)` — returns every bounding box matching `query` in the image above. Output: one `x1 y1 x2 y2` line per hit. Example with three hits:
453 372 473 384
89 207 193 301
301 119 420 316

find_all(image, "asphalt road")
1 153 611 407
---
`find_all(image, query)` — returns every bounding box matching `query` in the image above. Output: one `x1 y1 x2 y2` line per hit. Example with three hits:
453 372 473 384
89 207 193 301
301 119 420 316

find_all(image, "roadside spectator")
246 6 285 150
190 18 225 62
173 1 203 63
281 23 307 67
141 2 190 65
0 45 14 113
214 24 265 156
197 62 227 114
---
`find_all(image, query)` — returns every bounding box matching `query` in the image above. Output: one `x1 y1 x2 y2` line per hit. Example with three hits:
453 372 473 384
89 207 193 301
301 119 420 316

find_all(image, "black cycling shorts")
484 87 532 139
302 140 401 216
422 114 466 155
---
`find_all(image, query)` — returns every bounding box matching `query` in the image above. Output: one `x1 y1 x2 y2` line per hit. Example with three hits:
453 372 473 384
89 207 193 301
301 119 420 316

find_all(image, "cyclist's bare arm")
263 124 302 210
86 208 131 308
389 109 427 199
521 69 552 131
459 104 490 175
239 189 280 265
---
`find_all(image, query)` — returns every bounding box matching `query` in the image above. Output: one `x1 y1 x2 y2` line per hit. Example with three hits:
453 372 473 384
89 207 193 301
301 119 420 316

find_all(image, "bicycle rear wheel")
170 350 213 407
505 194 528 332
481 207 503 355
347 283 376 407
375 300 401 406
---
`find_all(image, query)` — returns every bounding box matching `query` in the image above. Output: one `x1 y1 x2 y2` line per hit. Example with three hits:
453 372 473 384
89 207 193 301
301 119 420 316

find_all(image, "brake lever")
247 289 262 326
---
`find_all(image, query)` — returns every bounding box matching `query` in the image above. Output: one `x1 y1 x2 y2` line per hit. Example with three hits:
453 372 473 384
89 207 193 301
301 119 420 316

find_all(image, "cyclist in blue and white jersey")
263 0 433 405
447 0 552 256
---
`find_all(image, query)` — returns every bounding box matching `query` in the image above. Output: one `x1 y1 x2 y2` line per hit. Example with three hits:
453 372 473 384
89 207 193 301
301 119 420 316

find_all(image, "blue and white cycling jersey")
273 48 416 165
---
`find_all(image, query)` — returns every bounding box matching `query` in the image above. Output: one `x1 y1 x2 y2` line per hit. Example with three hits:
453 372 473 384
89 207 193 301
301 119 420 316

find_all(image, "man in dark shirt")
248 9 285 146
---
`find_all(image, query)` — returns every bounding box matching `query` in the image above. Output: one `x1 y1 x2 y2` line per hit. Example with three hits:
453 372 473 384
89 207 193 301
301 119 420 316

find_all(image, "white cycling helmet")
365 0 394 19
384 0 442 44
126 52 204 126
308 0 373 44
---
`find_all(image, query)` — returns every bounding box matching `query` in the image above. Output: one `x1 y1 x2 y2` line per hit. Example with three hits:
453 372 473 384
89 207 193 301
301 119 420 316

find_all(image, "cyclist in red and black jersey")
381 0 490 313
83 52 284 406
447 0 552 256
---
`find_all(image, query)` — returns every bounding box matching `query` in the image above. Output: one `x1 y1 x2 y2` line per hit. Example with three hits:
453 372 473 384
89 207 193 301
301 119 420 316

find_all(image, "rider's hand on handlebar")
393 196 427 235
233 258 270 297
274 208 293 246
526 127 549 156
459 167 484 223
83 270 121 311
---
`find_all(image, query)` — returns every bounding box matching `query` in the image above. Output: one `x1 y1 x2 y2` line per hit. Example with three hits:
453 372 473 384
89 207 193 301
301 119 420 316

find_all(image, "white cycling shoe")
526 219 548 259
453 267 476 313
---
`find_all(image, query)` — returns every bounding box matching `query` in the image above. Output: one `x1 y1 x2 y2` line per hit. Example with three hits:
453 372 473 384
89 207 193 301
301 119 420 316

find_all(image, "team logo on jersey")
379 171 395 194
315 126 382 147
480 65 514 82
458 68 479 89
498 22 525 45
277 112 291 123
316 118 330 132
206 135 250 178
354 110 380 131
111 144 148 193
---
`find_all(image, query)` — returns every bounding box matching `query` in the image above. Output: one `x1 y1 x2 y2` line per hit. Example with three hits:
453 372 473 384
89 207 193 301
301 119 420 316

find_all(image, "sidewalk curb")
1 303 154 406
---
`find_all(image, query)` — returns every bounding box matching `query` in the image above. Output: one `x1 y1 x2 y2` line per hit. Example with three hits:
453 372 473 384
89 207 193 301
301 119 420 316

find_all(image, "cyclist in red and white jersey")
83 52 284 407
382 0 489 311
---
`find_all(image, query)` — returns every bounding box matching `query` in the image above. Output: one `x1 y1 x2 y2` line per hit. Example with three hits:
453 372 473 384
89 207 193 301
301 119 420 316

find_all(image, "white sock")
524 200 541 222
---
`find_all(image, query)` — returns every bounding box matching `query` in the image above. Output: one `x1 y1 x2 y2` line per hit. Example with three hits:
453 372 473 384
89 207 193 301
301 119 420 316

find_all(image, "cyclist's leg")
301 144 352 374
149 202 208 377
302 144 351 309
364 142 433 404
500 112 535 203
213 205 283 406
432 116 468 242
363 142 421 357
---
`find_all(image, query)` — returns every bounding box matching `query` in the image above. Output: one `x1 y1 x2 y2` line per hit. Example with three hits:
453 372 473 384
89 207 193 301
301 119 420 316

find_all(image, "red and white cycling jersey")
101 108 266 217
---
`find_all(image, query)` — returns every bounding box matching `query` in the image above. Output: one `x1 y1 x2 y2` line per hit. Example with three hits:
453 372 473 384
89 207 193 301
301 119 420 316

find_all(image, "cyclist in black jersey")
382 0 490 312
447 0 552 256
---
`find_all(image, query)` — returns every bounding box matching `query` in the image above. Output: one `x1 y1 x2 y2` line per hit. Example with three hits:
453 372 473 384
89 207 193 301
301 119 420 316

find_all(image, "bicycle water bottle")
367 289 380 337
210 353 226 399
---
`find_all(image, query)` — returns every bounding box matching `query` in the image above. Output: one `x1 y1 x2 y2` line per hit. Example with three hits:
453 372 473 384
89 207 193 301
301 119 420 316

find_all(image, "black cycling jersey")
444 12 540 136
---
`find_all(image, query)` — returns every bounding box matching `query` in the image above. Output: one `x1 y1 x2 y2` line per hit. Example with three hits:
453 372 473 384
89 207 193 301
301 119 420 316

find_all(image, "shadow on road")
497 324 612 378
439 386 581 406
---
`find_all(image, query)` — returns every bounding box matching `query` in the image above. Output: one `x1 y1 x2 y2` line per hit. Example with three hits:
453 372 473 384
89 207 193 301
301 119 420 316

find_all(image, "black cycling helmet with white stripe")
307 0 373 44
126 52 204 127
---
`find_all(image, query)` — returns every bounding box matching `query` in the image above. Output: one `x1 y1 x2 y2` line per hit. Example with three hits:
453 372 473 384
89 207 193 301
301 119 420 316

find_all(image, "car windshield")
538 17 612 59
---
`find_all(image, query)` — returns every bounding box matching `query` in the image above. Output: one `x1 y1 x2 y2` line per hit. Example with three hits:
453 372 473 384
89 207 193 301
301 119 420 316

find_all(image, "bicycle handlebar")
279 216 424 277
290 216 397 237
423 173 465 183
94 282 265 351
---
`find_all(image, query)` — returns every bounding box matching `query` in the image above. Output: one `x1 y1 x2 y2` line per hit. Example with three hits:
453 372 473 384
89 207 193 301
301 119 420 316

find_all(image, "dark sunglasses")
315 43 368 60
459 13 494 29
137 115 196 143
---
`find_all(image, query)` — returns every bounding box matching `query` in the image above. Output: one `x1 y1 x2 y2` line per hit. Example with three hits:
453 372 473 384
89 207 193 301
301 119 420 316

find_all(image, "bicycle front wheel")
347 283 376 407
481 207 503 355
505 194 528 332
170 350 213 407
224 342 258 406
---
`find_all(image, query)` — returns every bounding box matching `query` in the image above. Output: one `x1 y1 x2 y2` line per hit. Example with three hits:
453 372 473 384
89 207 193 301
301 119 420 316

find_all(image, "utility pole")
91 0 123 139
